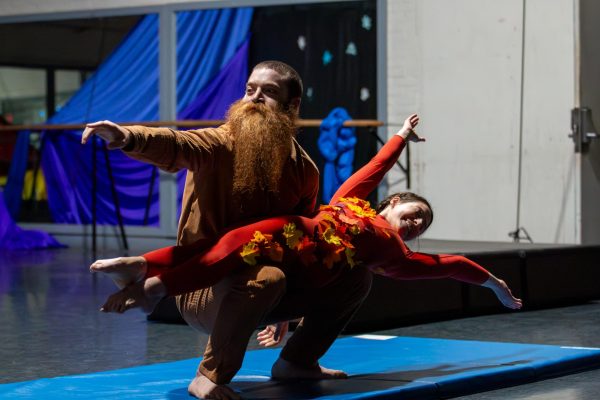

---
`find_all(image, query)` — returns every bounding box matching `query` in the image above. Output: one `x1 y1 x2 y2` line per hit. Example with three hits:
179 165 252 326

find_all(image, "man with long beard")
82 61 372 399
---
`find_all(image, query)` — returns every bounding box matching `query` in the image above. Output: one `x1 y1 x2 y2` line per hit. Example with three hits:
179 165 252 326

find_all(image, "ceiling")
0 16 141 70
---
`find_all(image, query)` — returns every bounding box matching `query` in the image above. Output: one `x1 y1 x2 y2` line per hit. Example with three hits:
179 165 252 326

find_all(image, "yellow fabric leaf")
321 213 338 223
322 227 342 245
349 224 361 235
371 266 386 275
345 202 376 219
252 230 272 244
240 242 260 266
339 197 377 219
283 223 304 249
345 247 358 268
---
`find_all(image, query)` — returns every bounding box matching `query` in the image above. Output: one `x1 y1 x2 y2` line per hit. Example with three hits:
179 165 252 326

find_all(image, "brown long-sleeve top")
121 124 319 245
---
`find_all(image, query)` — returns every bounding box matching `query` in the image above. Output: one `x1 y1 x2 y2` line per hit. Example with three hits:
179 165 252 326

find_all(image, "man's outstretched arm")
82 120 229 172
81 120 131 149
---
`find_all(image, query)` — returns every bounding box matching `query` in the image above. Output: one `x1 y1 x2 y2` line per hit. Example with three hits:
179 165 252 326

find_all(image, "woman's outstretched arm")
376 248 522 310
329 114 423 204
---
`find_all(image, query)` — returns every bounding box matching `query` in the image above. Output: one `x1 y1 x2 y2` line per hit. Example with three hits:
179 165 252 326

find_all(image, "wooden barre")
0 119 384 132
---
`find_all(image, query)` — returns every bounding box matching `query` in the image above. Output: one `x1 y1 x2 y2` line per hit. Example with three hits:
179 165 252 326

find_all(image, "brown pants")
176 264 372 384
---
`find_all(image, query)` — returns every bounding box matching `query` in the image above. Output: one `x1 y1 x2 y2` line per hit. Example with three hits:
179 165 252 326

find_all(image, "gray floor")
1 246 599 399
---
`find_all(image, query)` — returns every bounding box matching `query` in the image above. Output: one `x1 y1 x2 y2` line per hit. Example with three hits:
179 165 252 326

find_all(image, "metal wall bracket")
570 107 599 153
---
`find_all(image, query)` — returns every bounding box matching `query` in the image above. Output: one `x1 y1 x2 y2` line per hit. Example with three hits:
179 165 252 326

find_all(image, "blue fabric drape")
318 108 357 203
4 130 31 219
2 131 66 250
0 191 64 250
39 8 253 226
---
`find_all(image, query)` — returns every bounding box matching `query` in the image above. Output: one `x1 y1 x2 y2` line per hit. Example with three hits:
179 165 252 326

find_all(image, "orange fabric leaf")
297 236 318 265
323 247 344 269
265 241 284 262
338 213 359 226
319 204 341 213
296 234 315 250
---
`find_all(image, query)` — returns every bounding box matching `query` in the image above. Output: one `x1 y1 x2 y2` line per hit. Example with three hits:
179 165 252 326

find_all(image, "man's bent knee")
176 289 216 334
247 265 287 299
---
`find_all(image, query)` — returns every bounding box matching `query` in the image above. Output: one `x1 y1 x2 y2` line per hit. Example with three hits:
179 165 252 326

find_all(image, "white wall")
520 0 577 243
386 0 577 244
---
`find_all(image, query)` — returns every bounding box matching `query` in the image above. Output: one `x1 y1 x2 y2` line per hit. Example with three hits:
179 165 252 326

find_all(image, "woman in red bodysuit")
92 114 522 314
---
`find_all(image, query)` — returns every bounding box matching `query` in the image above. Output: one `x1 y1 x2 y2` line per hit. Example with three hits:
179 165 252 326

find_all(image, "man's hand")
257 321 289 347
81 120 131 149
397 113 425 143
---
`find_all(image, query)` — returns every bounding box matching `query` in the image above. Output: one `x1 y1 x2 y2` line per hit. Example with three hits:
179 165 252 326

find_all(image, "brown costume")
122 124 372 384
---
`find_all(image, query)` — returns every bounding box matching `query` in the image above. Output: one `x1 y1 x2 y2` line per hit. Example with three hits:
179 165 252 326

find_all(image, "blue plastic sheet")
2 336 599 399
318 108 357 203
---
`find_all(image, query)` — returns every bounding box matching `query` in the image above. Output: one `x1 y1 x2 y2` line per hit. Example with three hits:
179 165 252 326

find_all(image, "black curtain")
249 0 379 204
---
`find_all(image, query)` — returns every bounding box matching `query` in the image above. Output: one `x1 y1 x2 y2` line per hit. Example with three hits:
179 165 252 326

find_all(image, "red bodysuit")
144 136 489 296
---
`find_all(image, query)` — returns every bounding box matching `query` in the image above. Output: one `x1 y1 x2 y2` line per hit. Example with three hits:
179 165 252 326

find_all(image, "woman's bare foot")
271 357 347 380
188 373 241 400
90 256 147 289
483 275 523 309
100 277 166 314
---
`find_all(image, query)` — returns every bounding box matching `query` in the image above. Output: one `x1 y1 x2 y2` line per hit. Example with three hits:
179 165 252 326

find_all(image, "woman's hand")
397 114 425 143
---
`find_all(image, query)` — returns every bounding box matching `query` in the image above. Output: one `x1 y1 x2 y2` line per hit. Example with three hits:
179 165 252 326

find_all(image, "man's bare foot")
100 277 166 314
188 373 241 400
271 357 347 380
89 256 147 289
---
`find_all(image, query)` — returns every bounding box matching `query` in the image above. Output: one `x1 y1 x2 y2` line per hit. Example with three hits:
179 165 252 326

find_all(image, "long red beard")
226 100 297 195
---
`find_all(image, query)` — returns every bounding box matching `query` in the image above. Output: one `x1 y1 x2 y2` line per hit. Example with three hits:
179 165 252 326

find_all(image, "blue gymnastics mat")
3 335 600 399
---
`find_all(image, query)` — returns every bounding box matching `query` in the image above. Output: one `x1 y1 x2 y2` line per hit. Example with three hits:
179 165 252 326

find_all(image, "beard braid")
226 100 297 195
